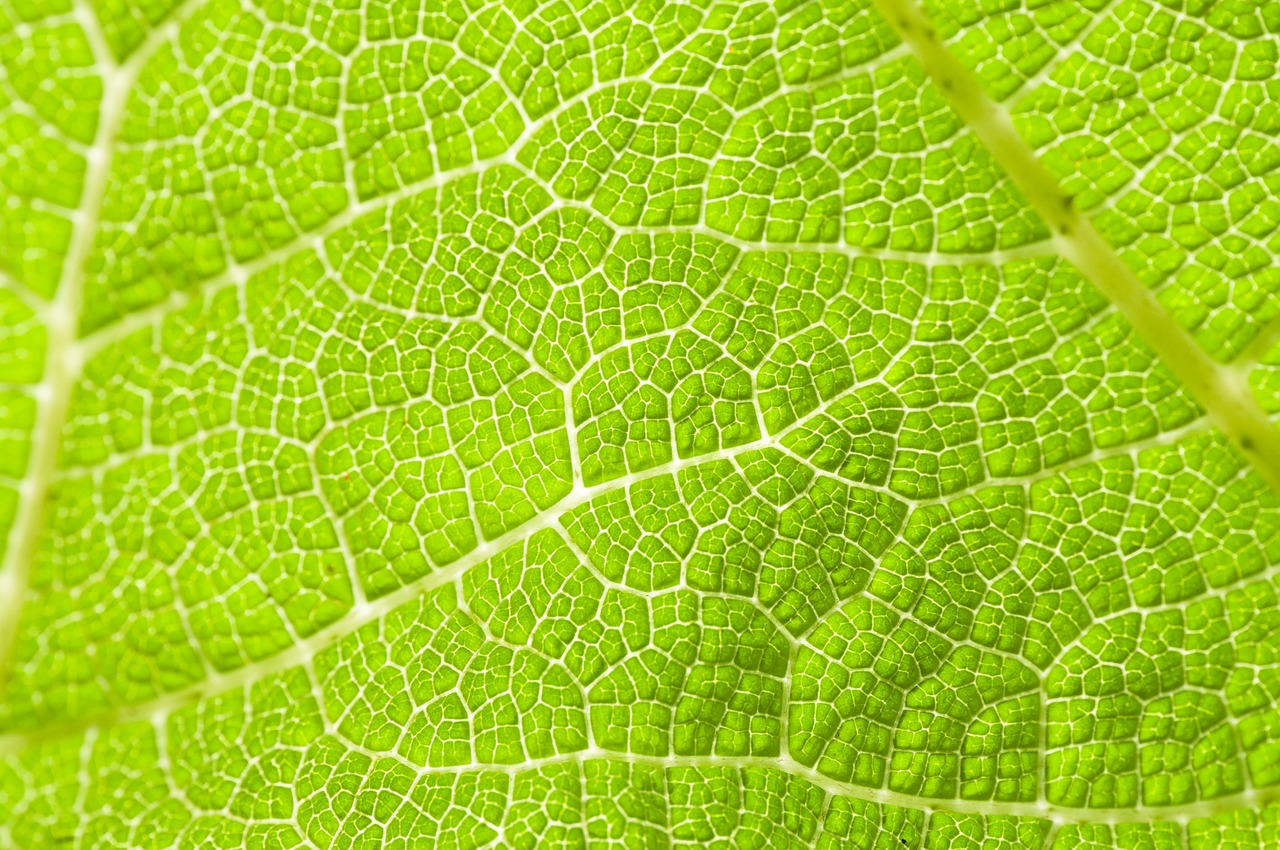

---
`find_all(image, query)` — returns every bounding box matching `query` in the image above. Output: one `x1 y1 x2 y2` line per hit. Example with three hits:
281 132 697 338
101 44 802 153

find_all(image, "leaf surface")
3 0 1280 847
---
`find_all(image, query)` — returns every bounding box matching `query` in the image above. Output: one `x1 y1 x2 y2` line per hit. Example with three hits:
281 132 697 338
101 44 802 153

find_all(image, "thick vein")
0 24 124 695
275 749 1280 826
0 353 897 758
0 391 1233 787
0 0 219 695
71 39 923 361
870 0 1280 493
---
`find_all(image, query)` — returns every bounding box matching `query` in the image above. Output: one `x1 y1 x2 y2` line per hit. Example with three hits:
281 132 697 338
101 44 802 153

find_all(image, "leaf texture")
2 0 1280 847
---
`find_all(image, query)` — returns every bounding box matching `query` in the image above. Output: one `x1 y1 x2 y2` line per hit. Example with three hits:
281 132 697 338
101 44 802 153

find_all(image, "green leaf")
3 0 1280 847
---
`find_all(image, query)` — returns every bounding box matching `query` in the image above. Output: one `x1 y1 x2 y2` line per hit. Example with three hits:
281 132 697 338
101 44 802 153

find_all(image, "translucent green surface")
3 0 1280 847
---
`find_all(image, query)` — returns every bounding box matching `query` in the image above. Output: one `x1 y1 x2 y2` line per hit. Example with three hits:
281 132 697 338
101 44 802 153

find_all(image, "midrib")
0 21 127 694
868 0 1280 492
0 0 209 695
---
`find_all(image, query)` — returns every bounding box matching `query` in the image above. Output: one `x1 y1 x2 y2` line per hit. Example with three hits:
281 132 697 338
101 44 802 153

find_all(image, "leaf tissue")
2 0 1280 847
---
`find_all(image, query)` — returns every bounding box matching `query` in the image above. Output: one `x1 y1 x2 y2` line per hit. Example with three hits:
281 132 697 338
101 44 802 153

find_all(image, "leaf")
2 0 1280 847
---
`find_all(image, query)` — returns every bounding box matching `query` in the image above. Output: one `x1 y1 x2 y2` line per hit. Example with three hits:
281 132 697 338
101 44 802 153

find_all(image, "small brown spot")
1242 435 1256 452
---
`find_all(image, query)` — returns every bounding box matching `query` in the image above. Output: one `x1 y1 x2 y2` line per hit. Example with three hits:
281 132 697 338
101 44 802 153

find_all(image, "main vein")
0 0 217 697
869 0 1280 493
0 21 123 694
